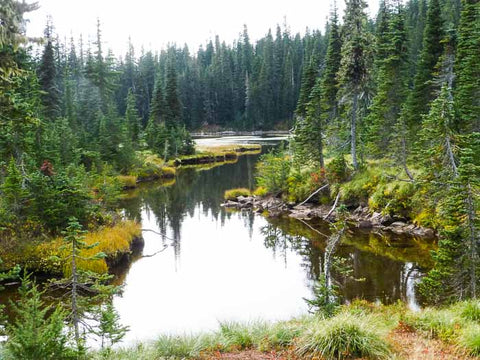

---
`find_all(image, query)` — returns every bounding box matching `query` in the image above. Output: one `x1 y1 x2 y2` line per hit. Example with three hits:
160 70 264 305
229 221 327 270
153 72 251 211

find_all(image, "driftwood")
140 245 168 259
298 184 329 207
142 228 175 241
324 191 341 220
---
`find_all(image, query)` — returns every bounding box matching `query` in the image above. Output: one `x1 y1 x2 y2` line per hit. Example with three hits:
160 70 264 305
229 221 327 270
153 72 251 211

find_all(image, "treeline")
289 0 479 303
36 22 326 133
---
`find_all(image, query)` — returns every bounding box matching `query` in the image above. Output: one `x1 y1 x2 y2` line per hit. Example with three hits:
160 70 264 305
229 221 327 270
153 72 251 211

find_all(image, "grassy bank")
173 144 261 167
0 220 142 276
93 301 479 359
253 151 440 230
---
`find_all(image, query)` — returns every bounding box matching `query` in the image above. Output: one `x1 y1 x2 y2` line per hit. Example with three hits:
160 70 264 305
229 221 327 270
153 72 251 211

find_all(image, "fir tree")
38 20 60 120
404 0 444 129
125 88 141 144
337 0 373 169
5 276 71 360
367 2 409 157
454 0 480 132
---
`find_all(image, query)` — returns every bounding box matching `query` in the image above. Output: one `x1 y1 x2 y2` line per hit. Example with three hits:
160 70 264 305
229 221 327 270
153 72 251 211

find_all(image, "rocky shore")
221 195 436 238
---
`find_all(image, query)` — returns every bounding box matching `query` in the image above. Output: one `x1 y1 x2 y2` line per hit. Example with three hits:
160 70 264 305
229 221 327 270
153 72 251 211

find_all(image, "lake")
113 136 434 344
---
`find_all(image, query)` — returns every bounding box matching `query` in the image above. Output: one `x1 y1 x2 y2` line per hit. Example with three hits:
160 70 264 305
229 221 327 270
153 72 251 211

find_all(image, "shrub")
224 188 251 200
326 155 350 183
457 300 480 322
253 186 268 197
296 313 391 359
256 150 291 195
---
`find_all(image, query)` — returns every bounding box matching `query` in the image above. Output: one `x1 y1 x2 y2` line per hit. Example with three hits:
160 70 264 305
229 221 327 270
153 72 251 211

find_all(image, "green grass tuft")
295 313 391 359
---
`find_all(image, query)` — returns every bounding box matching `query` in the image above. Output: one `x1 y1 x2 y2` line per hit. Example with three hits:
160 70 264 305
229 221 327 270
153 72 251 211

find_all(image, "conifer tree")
404 0 444 129
337 0 373 169
125 88 141 144
5 276 70 360
454 0 480 132
367 2 409 157
164 51 183 129
50 218 120 354
38 20 60 120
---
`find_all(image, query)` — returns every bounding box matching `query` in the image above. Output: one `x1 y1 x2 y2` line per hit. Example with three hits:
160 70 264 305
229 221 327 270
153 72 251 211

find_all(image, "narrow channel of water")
114 137 434 345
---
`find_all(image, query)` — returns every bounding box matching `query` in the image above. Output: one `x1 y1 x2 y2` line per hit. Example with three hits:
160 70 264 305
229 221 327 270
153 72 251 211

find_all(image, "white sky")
26 0 380 56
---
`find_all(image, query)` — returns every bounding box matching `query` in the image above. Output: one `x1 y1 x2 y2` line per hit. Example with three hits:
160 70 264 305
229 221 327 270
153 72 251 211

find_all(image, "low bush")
253 186 268 197
256 150 291 195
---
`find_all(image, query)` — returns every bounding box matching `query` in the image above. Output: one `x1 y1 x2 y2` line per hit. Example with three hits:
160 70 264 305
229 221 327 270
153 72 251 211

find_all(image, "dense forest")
0 0 479 358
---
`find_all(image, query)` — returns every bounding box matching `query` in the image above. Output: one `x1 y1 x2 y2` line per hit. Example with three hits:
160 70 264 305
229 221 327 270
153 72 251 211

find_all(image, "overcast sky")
26 0 380 56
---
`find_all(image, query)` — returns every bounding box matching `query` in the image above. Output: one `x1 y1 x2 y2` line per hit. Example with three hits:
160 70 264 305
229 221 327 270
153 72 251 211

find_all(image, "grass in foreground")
93 301 480 359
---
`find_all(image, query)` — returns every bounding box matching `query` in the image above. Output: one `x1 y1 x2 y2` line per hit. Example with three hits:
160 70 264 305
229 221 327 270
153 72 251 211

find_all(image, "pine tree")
5 276 71 360
337 0 373 169
92 303 128 351
164 51 183 129
367 2 409 157
38 20 60 120
404 0 444 129
49 218 119 354
454 0 480 132
125 88 141 144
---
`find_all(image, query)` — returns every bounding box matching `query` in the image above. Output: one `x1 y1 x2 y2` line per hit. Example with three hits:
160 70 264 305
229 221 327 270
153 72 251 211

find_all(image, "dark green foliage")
337 0 374 169
92 303 129 351
303 276 339 317
37 21 60 120
404 0 444 129
454 0 480 132
366 3 409 157
29 167 93 231
5 276 71 360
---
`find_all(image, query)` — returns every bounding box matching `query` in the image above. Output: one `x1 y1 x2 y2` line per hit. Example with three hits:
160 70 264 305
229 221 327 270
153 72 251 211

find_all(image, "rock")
357 220 373 229
221 200 239 208
289 210 312 220
380 214 394 226
412 227 435 238
390 221 407 227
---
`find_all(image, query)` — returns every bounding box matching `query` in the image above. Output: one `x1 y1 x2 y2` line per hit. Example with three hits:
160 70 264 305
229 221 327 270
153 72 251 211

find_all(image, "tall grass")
59 220 141 274
296 313 391 359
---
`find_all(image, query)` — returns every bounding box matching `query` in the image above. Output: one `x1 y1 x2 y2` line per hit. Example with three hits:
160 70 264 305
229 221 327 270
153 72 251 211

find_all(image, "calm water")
113 137 434 344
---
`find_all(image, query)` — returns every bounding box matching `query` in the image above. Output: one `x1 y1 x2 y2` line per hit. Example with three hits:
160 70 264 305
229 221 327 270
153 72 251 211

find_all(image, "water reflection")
261 217 433 307
114 143 435 343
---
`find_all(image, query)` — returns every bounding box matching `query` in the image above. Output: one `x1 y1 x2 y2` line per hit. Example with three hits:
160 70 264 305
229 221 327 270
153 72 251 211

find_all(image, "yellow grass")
224 188 251 200
116 175 138 188
42 220 142 275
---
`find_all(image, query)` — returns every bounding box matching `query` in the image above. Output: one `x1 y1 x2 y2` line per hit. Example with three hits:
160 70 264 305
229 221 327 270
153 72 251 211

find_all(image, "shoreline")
222 195 436 239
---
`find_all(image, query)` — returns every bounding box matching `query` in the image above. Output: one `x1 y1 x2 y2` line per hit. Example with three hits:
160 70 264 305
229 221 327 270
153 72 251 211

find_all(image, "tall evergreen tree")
38 20 60 120
404 0 444 129
454 0 480 132
367 2 409 157
337 0 373 169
